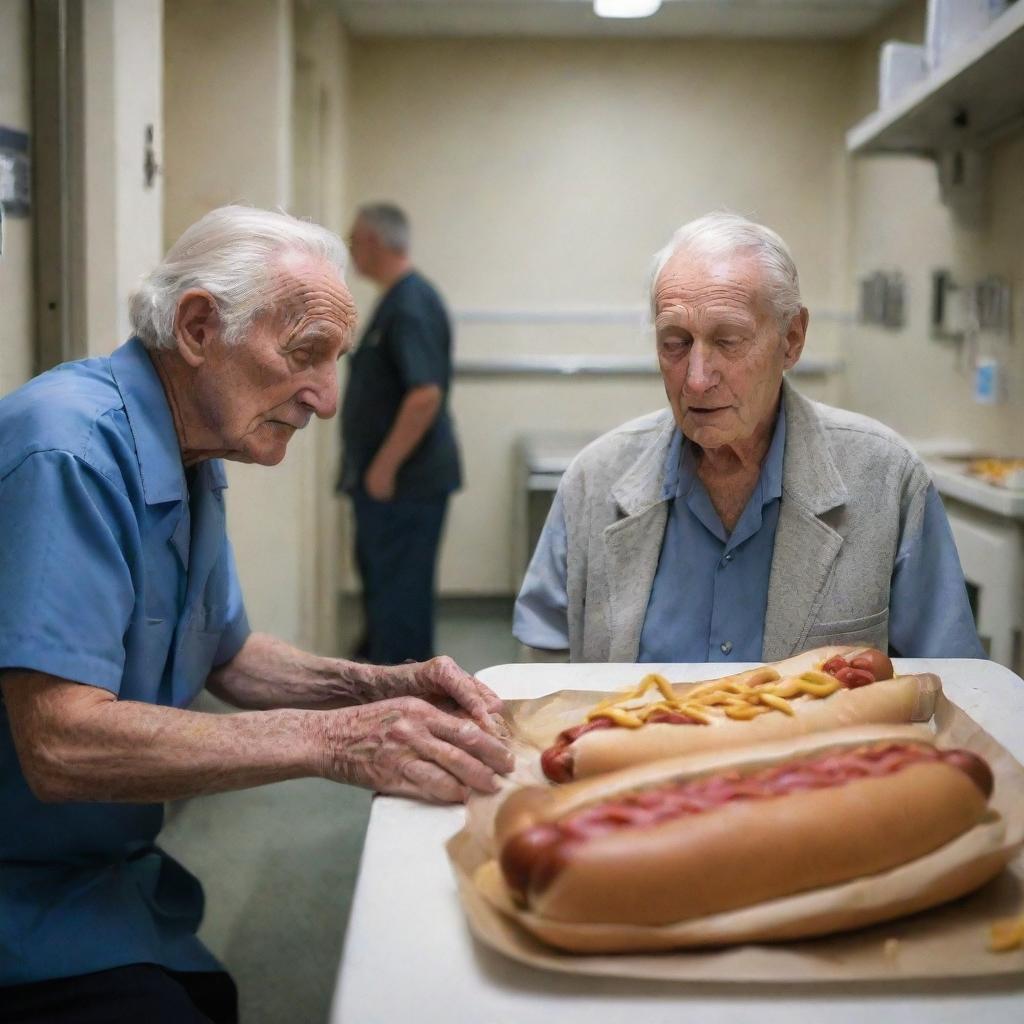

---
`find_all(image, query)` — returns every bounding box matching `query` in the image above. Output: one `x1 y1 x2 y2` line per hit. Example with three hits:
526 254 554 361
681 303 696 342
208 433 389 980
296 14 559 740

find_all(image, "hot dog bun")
479 725 1005 951
545 647 939 782
571 673 939 778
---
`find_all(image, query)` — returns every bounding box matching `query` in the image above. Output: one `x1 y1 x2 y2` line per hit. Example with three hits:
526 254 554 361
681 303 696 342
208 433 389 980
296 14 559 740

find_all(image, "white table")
330 660 1024 1024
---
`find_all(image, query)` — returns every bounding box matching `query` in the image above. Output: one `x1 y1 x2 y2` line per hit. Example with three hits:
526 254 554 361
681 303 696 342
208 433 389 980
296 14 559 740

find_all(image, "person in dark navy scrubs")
340 203 462 665
0 206 509 1023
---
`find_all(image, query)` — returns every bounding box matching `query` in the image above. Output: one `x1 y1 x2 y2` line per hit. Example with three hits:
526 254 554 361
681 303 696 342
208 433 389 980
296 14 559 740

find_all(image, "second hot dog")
542 645 939 782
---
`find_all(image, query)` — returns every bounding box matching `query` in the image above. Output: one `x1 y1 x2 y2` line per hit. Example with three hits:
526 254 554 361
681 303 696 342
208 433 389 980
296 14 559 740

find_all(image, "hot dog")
477 725 1001 952
541 646 939 782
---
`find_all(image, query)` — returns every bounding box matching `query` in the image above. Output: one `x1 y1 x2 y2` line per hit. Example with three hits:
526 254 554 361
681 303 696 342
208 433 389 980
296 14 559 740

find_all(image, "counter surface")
330 659 1024 1024
928 458 1024 520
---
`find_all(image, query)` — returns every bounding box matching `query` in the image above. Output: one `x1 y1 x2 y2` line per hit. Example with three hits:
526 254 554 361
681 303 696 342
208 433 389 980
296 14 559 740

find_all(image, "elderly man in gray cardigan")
514 212 984 665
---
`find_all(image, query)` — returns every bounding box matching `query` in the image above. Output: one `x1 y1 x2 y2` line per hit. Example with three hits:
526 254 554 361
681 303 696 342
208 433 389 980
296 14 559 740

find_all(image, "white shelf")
846 2 1024 156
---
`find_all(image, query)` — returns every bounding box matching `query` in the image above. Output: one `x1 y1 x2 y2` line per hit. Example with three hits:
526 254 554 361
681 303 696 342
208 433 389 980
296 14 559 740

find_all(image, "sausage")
823 647 894 688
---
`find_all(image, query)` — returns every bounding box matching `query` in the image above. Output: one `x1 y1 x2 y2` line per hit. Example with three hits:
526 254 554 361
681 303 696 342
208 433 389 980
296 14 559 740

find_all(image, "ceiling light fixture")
594 0 663 19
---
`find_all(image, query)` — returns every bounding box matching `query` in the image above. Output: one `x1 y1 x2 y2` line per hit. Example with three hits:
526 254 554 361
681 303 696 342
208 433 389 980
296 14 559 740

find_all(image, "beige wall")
165 0 351 651
843 0 1024 451
1 0 163 380
81 0 164 356
293 1 353 653
164 0 294 241
0 0 34 396
114 1 165 350
165 0 302 646
347 37 857 593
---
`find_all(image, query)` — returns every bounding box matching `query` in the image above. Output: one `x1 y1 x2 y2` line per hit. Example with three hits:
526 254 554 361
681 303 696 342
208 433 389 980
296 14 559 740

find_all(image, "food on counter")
541 646 939 782
964 458 1024 490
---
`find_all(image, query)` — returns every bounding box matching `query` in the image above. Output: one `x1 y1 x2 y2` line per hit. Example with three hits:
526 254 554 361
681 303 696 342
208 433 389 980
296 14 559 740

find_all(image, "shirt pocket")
191 555 230 635
807 606 890 646
120 617 175 701
172 622 222 708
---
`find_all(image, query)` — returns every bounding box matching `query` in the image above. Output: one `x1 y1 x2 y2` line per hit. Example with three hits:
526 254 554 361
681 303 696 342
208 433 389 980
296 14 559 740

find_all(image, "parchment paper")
447 687 1024 982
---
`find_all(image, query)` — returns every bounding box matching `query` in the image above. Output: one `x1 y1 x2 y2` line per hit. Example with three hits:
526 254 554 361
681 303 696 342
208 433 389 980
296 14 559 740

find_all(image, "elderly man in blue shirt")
0 206 511 1023
515 211 984 664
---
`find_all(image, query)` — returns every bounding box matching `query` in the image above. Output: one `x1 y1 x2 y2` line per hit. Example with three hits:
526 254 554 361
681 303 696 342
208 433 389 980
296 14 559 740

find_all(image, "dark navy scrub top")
339 270 461 499
0 337 250 985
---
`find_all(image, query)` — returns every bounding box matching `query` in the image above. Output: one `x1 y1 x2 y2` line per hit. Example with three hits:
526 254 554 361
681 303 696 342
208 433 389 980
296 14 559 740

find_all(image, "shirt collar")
660 429 684 502
760 399 787 501
666 398 788 505
109 337 228 505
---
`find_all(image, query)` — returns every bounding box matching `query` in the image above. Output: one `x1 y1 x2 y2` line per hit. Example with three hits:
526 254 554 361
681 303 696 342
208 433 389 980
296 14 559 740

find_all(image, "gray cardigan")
556 380 933 662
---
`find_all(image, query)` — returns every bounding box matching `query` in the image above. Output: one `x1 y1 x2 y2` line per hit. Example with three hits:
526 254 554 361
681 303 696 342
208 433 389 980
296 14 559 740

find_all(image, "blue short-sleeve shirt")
0 338 250 985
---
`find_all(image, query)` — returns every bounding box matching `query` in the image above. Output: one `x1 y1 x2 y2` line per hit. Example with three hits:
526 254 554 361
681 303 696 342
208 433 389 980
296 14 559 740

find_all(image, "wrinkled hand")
364 459 397 502
372 655 510 739
320 696 514 803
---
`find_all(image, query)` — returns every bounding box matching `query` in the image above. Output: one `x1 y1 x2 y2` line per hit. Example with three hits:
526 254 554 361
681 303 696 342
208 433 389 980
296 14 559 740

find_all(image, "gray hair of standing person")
648 211 803 330
356 202 411 253
129 205 348 349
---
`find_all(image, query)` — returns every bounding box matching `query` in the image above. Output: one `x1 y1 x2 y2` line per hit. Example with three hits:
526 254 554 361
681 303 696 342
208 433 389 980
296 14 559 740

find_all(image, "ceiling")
334 0 907 40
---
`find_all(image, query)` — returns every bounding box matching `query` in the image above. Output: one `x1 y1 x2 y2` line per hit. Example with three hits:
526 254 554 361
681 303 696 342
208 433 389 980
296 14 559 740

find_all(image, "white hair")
648 211 803 329
129 205 348 350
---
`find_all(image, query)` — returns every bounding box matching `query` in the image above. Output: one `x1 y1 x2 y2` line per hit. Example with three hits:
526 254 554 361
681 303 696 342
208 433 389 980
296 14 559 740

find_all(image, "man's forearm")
371 384 442 474
2 672 326 803
207 632 379 711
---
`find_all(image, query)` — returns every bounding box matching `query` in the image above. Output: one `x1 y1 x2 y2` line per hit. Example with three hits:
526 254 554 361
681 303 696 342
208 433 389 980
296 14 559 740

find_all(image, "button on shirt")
0 338 250 985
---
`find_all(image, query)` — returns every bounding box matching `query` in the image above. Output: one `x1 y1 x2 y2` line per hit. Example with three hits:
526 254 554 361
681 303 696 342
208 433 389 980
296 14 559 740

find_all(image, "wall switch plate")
931 269 965 342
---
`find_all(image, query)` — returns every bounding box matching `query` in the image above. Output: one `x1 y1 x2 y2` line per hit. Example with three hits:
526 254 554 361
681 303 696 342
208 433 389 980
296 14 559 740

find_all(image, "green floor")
160 597 521 1024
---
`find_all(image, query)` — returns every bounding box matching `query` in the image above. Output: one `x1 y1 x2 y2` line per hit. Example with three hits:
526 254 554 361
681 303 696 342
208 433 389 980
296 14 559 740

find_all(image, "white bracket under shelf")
845 2 1024 220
